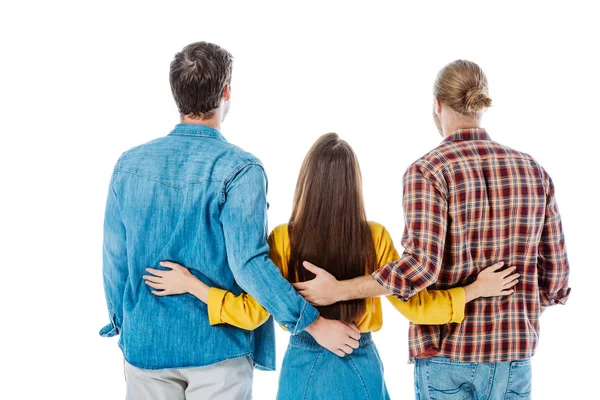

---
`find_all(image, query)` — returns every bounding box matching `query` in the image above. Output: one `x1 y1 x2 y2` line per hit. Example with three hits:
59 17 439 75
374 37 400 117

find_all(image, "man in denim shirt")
100 41 360 400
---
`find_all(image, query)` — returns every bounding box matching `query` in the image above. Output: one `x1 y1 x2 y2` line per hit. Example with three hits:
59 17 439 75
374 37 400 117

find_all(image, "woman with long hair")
143 133 518 399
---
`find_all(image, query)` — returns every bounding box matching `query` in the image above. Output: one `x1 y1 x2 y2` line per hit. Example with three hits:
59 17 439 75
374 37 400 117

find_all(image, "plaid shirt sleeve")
538 169 571 307
372 162 448 300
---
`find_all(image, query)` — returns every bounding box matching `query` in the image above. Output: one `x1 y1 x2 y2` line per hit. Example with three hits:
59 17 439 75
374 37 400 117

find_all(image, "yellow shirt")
208 222 465 331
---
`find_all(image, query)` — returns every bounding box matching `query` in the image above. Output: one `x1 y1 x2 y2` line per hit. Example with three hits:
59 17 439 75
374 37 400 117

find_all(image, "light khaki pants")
125 357 253 400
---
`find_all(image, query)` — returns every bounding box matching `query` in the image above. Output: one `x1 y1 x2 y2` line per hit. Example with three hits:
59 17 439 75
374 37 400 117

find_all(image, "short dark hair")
169 42 233 118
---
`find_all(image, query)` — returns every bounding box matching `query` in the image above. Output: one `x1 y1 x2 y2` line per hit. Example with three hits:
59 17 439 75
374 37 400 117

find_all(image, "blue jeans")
414 356 532 399
277 332 390 400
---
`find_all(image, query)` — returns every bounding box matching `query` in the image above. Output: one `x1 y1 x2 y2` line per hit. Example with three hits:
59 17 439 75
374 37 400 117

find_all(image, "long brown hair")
288 133 376 322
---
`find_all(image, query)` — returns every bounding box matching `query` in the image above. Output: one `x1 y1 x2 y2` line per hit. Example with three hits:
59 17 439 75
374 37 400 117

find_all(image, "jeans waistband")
289 330 373 351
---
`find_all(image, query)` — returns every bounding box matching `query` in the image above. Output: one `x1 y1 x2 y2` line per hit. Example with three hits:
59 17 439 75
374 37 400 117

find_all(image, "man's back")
100 123 275 370
100 42 361 399
407 128 570 362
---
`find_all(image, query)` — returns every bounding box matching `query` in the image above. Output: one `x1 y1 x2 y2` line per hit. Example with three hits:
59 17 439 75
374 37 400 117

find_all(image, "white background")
1 1 598 399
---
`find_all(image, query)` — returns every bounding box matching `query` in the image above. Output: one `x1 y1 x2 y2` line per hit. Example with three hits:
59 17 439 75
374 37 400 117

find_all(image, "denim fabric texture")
276 332 390 400
100 123 319 370
414 356 532 399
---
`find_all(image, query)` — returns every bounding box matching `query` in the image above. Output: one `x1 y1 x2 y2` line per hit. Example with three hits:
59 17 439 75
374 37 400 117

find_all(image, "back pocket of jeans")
506 359 532 399
425 358 477 400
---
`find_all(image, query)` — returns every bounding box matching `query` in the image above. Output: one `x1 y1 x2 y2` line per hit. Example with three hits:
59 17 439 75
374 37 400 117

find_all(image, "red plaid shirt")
373 128 570 362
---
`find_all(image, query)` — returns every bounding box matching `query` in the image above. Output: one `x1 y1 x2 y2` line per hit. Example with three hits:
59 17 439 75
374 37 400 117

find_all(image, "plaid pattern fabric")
373 128 570 362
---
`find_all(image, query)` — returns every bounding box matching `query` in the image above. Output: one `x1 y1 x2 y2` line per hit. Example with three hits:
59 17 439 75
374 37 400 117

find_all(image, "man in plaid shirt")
295 60 570 399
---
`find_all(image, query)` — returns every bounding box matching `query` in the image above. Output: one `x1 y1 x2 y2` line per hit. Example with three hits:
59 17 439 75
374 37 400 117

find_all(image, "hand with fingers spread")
464 261 521 302
292 261 343 306
143 261 200 297
304 316 361 357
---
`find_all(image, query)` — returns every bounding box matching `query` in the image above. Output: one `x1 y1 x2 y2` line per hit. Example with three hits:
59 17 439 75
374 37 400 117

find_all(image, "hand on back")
305 317 361 358
143 261 194 296
471 261 520 298
292 262 341 306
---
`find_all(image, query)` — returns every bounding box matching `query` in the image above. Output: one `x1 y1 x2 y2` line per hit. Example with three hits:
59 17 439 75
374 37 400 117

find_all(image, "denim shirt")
100 123 319 370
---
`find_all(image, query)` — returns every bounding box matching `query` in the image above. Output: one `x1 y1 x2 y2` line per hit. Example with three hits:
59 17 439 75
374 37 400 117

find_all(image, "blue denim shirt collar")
168 123 227 141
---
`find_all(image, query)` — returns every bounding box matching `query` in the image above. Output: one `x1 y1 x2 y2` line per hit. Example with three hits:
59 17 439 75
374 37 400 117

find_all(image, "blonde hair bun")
434 60 492 116
464 86 492 114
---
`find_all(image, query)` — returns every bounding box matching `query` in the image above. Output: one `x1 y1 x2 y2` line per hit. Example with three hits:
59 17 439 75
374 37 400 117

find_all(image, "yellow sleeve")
207 287 270 330
372 223 466 324
371 222 401 266
267 224 289 277
385 287 465 324
206 227 289 331
268 226 290 331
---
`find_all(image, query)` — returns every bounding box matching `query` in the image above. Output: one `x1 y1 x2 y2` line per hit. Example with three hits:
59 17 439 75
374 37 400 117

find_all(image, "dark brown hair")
169 42 233 119
288 133 376 322
434 59 492 115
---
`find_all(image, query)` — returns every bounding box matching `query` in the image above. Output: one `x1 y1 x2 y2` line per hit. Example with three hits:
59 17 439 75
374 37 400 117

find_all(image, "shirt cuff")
447 287 466 323
208 287 228 325
289 300 320 335
372 264 416 300
372 265 397 294
99 313 120 337
540 287 571 307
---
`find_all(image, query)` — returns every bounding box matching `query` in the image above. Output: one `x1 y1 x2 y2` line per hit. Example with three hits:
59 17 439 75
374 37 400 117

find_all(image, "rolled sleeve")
208 287 228 325
372 260 418 299
289 301 320 335
447 287 465 323
540 287 571 307
99 314 119 338
208 288 273 330
385 286 465 325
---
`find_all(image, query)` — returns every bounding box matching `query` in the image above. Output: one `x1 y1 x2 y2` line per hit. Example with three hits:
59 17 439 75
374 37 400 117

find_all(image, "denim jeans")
277 332 389 400
414 356 532 399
